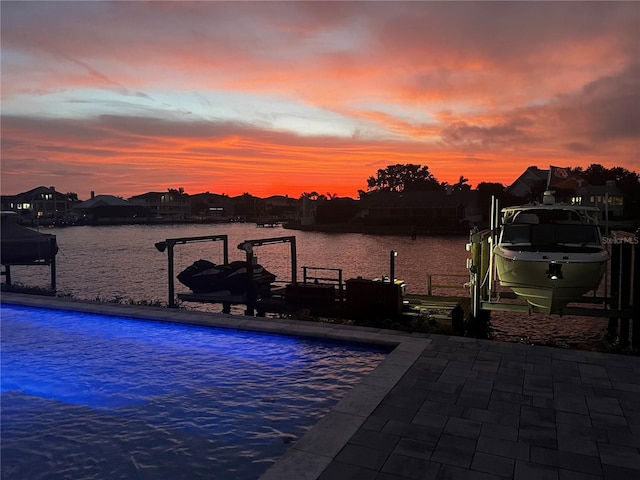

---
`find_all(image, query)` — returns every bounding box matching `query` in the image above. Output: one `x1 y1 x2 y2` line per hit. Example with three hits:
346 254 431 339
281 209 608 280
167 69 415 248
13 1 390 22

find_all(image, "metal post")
620 243 632 347
471 239 481 317
604 193 609 237
222 240 229 264
487 197 498 301
632 243 639 349
608 243 620 336
5 265 11 285
167 242 175 308
50 256 57 291
244 248 255 316
389 250 396 284
480 238 489 301
290 237 297 285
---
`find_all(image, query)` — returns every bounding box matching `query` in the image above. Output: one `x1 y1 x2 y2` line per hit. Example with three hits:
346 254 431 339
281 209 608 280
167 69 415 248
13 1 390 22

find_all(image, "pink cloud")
1 1 638 199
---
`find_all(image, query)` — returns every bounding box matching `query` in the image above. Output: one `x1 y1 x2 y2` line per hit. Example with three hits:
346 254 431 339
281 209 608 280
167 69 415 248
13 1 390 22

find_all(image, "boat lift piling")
607 232 638 347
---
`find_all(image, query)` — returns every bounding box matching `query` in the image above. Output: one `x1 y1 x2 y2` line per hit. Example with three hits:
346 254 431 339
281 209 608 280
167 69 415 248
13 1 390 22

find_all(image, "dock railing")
302 266 344 301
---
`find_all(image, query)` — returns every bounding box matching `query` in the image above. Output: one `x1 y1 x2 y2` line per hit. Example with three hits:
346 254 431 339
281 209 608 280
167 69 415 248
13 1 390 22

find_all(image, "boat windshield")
505 208 598 225
501 224 601 246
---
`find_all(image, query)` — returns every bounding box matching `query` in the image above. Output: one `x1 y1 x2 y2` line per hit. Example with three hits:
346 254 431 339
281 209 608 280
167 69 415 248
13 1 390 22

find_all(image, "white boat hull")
493 246 609 313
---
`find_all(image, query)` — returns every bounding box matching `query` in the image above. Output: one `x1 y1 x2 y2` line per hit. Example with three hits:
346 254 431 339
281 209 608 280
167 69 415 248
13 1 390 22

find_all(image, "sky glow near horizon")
1 1 639 200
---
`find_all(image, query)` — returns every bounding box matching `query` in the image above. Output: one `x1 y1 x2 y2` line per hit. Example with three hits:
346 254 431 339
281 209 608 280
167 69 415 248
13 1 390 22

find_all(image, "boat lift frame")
155 235 229 308
156 234 297 314
237 235 297 315
237 235 297 285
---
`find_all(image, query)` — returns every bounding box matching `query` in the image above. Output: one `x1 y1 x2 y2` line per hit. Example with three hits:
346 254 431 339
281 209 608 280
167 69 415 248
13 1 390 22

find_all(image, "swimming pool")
1 305 389 479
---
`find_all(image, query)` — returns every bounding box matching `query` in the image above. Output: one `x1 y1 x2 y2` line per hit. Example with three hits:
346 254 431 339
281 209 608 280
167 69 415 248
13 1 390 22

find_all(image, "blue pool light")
1 304 388 479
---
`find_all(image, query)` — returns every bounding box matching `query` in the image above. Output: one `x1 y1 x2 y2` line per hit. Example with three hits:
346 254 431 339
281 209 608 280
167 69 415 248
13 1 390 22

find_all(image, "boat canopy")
1 215 58 264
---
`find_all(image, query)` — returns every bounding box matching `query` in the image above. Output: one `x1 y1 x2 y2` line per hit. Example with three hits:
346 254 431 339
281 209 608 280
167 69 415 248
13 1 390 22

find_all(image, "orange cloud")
1 2 638 200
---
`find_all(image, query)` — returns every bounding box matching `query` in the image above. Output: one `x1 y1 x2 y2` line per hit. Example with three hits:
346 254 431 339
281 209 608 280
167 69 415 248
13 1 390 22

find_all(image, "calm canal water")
7 223 609 350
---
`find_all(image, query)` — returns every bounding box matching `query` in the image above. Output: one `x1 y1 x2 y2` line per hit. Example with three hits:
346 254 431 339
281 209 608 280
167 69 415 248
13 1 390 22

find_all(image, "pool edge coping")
0 292 431 480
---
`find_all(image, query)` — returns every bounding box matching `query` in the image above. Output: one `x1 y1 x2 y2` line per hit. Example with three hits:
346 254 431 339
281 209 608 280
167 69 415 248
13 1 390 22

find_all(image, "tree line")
358 162 639 219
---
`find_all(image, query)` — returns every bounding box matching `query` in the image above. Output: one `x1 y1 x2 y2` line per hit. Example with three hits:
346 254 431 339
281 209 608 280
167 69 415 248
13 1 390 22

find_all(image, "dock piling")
619 243 632 347
633 241 639 348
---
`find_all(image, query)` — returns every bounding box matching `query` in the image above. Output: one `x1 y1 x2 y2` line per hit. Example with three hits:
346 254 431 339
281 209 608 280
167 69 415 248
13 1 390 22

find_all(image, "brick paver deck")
266 335 640 480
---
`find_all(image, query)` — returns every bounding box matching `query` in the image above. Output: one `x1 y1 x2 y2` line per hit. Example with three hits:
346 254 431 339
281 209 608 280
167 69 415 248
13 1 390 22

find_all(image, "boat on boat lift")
493 191 609 313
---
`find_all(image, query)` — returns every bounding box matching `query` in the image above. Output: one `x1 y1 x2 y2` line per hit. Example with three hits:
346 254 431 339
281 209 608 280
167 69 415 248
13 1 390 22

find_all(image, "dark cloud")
440 119 531 149
373 2 638 64
559 64 640 141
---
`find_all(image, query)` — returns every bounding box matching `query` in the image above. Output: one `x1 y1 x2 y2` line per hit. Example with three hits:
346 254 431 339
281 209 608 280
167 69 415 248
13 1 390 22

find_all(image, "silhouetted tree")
576 164 638 190
453 175 471 191
168 187 187 196
300 191 322 200
366 164 443 192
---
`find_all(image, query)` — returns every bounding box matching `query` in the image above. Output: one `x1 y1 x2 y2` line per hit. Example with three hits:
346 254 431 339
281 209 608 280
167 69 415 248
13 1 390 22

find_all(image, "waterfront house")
262 195 299 223
0 186 76 225
128 190 191 222
573 180 624 219
189 192 233 222
73 192 151 224
506 166 549 199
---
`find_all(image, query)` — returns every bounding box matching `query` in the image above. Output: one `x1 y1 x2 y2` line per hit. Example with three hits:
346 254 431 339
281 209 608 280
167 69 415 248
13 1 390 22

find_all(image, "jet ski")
177 259 276 294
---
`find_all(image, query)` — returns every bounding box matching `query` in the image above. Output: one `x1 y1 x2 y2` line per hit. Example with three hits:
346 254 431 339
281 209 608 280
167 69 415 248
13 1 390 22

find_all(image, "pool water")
0 305 389 479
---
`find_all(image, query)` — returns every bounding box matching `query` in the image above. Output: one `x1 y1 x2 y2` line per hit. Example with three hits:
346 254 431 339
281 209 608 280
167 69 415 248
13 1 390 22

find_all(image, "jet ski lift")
155 234 229 307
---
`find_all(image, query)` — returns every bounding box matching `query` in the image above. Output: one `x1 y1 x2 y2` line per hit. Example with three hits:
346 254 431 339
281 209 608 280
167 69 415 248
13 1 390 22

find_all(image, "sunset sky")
2 1 639 200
